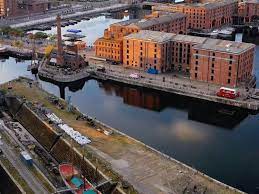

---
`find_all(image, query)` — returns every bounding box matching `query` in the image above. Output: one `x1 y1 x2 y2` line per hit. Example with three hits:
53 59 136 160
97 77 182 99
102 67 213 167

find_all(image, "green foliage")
0 27 25 37
48 34 57 41
34 32 48 39
13 40 23 48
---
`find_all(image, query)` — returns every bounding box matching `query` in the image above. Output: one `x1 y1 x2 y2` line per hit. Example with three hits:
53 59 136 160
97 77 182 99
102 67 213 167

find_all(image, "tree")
34 32 48 39
45 45 54 58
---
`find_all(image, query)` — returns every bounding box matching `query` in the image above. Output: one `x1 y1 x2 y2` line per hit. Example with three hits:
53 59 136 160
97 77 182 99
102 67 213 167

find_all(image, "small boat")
30 49 39 74
31 62 39 74
59 163 102 194
0 46 7 54
27 65 31 71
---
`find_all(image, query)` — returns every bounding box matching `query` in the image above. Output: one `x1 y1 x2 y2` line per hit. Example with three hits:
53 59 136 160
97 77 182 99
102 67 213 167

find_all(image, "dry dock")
0 77 246 194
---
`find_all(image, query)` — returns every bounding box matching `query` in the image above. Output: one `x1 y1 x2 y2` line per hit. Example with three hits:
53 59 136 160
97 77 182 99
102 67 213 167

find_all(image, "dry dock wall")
4 96 23 116
0 163 23 194
5 96 60 151
5 96 126 194
50 137 102 183
50 137 125 194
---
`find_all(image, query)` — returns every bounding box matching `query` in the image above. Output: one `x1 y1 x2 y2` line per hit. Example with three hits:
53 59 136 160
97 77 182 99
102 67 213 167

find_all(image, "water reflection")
0 11 258 192
42 77 249 129
170 121 210 142
99 81 165 111
189 101 248 129
38 76 87 99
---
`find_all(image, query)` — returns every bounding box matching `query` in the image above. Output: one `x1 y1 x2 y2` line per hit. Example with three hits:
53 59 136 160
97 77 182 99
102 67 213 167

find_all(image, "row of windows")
194 62 232 75
97 54 119 60
125 61 159 69
194 73 232 84
98 48 120 54
97 42 120 47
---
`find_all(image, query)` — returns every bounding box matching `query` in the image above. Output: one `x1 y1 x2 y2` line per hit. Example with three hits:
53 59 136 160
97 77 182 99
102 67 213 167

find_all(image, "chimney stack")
56 14 64 66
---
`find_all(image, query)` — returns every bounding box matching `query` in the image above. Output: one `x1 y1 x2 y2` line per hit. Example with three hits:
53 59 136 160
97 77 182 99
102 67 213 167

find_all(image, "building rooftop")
194 0 238 9
125 30 254 54
136 13 186 29
172 34 207 44
245 0 259 4
154 0 238 10
112 19 140 27
124 30 175 43
193 39 255 54
112 13 186 29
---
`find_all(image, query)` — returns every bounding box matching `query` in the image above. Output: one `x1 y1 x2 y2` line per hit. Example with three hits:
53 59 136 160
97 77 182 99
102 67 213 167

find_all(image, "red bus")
217 87 240 99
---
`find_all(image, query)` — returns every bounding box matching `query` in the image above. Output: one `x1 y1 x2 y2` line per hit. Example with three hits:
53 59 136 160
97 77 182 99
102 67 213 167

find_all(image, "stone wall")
0 164 23 194
4 96 23 116
5 96 60 151
5 96 127 194
50 137 102 183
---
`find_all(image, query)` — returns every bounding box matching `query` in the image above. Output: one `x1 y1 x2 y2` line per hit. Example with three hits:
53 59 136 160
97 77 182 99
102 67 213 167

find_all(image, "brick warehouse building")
238 0 259 23
123 30 255 87
152 0 238 30
0 0 50 18
94 12 187 62
0 0 5 17
123 31 174 73
190 39 255 86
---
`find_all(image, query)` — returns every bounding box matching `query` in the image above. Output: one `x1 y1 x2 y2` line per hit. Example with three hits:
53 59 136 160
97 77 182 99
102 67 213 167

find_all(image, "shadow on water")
188 100 249 129
38 75 87 99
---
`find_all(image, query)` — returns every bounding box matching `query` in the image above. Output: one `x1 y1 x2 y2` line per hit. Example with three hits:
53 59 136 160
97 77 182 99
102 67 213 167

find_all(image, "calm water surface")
1 15 259 193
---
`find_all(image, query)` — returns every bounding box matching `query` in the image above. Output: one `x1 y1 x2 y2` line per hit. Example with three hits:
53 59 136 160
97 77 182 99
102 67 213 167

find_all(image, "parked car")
96 65 105 72
129 73 140 79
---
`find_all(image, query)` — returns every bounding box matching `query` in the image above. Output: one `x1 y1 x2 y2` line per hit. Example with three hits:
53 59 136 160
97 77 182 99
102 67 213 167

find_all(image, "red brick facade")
152 0 238 30
123 30 255 87
238 0 259 23
1 0 50 17
190 41 255 87
94 12 187 62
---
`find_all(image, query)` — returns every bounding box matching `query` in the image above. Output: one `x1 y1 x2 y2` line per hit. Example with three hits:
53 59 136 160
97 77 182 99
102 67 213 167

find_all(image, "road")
0 121 50 194
88 62 251 99
9 3 131 28
0 0 122 27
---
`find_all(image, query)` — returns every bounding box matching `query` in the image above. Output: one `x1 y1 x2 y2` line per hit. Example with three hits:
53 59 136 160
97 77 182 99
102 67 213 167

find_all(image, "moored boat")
59 163 101 194
0 45 7 54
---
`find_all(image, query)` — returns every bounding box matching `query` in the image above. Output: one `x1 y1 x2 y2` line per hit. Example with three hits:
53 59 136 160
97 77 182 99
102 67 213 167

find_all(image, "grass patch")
0 157 34 194
30 167 54 193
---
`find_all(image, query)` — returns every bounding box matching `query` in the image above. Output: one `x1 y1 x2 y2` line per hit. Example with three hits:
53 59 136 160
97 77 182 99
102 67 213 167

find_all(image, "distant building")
238 0 259 23
152 0 238 31
0 0 6 17
122 30 255 87
17 0 50 14
0 0 50 18
94 12 187 62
